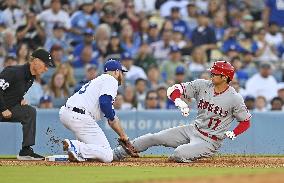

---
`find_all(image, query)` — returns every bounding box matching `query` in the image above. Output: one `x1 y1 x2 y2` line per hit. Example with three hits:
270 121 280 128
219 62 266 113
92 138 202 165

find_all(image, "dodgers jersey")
66 74 118 121
181 79 251 139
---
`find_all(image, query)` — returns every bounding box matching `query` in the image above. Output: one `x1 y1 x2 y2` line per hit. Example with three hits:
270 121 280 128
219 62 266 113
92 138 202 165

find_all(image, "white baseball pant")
59 106 113 163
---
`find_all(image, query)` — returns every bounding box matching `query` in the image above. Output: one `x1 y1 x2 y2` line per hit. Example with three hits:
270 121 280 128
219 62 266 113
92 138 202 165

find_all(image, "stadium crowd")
0 0 284 111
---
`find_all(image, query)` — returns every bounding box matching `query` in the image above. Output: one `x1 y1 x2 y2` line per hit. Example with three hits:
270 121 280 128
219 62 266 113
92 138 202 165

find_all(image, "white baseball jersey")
66 74 118 121
181 79 251 139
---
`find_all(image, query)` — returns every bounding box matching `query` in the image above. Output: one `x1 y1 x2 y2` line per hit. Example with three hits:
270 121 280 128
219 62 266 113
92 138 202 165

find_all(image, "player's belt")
195 125 218 141
65 105 85 114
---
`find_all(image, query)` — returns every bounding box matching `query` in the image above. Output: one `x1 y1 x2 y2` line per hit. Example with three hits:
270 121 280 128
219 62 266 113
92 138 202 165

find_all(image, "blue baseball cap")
121 52 133 60
84 28 94 35
104 59 128 72
175 66 185 75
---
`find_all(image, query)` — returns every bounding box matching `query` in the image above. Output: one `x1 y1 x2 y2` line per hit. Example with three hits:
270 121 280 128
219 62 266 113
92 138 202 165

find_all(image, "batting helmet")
209 61 235 80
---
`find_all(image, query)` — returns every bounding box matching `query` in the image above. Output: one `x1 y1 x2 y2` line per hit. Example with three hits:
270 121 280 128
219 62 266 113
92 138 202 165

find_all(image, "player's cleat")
67 151 85 162
63 139 85 162
63 139 71 152
17 147 44 161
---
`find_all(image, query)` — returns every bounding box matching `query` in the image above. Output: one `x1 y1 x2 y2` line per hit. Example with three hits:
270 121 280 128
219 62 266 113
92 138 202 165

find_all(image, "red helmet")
209 61 235 80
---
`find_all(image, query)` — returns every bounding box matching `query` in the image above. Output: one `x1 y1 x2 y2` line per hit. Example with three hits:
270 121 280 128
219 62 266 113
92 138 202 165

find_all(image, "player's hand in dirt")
118 138 139 158
225 131 236 140
174 98 190 117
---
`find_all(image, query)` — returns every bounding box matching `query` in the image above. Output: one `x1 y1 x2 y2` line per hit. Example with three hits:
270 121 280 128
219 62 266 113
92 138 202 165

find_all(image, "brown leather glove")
118 138 139 158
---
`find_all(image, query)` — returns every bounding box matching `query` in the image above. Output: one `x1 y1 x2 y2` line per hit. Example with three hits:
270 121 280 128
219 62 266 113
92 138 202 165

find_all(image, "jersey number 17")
208 117 221 130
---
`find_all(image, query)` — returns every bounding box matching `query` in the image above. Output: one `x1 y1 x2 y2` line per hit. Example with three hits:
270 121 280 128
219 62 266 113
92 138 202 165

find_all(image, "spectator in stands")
230 78 246 97
241 51 258 78
113 93 124 110
244 95 256 111
150 28 173 63
100 2 121 33
37 0 71 37
122 85 137 110
16 10 45 50
49 44 64 67
39 95 53 109
265 22 283 46
135 78 147 110
44 23 69 53
254 96 267 112
191 13 217 61
156 84 168 109
1 0 25 30
16 43 31 65
187 47 207 74
147 23 160 44
72 45 98 68
73 28 96 58
106 32 123 60
221 28 243 54
120 2 139 32
46 71 70 99
230 56 249 87
270 97 283 111
255 28 279 62
56 63 76 88
184 2 198 31
24 76 45 107
121 52 147 84
144 90 160 109
73 64 97 93
69 0 98 45
277 83 284 102
93 24 111 63
146 65 162 90
137 18 150 43
174 66 187 84
263 0 284 28
160 45 184 83
120 23 141 57
238 32 258 54
172 28 186 49
3 56 17 68
135 40 157 72
212 12 226 43
245 62 278 102
169 6 190 40
2 29 17 56
199 71 211 80
240 14 255 35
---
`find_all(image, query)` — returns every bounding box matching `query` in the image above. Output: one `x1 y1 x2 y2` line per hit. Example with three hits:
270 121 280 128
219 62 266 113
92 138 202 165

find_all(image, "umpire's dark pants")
0 104 36 148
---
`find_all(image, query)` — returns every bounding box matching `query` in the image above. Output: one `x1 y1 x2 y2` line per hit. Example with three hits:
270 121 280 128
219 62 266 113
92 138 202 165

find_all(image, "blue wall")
0 109 284 155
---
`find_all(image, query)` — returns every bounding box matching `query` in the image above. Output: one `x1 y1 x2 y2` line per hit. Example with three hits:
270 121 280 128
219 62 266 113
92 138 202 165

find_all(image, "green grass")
0 166 283 183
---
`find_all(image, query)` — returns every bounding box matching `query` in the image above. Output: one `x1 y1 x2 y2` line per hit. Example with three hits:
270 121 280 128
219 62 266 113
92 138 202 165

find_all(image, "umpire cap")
104 59 128 72
31 48 55 67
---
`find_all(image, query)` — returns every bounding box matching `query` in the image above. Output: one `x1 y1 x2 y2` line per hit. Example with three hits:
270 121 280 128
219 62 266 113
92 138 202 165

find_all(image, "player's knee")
171 148 197 163
101 148 113 163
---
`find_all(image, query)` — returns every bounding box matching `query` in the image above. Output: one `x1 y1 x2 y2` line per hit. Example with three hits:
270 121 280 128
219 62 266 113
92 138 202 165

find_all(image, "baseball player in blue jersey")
60 59 134 162
113 61 251 162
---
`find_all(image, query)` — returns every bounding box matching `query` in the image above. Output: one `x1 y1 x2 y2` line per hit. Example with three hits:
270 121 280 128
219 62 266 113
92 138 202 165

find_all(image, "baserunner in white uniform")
60 59 129 162
113 61 252 162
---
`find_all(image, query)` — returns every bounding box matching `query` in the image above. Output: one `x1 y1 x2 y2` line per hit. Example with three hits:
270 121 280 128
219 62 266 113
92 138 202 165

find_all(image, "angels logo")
197 99 228 117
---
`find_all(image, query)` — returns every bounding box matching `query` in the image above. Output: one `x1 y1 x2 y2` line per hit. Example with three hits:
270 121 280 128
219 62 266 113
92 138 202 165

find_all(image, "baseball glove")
118 138 139 158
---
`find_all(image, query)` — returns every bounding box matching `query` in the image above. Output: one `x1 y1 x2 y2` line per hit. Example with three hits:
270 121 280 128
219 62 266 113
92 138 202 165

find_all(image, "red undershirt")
169 89 250 136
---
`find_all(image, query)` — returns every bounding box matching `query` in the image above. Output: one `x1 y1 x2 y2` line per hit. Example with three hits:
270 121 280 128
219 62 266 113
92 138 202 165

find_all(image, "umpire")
0 48 55 160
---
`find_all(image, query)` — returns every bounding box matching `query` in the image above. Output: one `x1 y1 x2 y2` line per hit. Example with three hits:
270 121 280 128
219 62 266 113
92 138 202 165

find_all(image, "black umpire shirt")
0 64 35 112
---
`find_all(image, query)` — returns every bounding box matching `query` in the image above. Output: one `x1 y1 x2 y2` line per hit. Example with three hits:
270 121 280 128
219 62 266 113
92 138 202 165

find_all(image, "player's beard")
118 72 123 86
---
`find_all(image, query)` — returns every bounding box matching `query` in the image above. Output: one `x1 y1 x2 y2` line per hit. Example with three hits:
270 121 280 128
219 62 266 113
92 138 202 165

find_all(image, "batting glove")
225 131 236 140
174 98 190 117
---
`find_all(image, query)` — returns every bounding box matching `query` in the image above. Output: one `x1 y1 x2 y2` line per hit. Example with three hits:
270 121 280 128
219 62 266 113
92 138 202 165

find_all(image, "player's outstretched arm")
167 84 190 117
225 120 250 140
